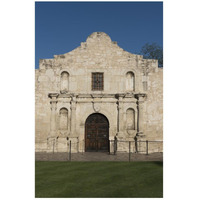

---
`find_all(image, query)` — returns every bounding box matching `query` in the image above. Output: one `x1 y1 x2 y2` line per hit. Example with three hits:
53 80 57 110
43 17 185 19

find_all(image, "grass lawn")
35 161 163 198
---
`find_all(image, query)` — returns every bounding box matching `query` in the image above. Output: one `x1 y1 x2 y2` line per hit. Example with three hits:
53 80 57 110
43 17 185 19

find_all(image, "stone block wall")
35 32 163 153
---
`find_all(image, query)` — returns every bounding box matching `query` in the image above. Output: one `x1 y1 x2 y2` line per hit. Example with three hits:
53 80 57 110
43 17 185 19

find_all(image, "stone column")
136 94 146 137
47 93 59 153
70 95 77 135
48 93 59 138
116 94 124 138
118 96 123 132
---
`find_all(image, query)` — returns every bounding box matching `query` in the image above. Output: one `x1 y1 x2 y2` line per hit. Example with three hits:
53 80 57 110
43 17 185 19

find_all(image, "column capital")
70 93 77 101
115 93 125 100
48 93 59 100
135 93 146 102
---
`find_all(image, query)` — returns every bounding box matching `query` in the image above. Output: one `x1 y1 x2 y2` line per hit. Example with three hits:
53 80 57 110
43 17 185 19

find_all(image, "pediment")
53 32 142 64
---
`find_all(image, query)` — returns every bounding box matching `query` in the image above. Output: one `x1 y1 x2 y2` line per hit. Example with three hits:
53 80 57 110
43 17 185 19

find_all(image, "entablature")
48 92 146 103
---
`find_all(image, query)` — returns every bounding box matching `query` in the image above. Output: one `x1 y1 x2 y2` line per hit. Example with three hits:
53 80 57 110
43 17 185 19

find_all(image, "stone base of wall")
44 136 79 153
35 141 47 152
116 140 136 153
56 137 68 152
35 137 163 154
67 136 79 153
147 141 163 153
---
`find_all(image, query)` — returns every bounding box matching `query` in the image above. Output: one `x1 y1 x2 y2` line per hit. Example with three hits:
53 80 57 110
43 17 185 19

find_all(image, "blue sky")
35 2 163 68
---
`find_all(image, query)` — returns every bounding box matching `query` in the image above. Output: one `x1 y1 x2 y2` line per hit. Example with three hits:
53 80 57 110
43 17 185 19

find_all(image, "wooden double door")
85 113 109 152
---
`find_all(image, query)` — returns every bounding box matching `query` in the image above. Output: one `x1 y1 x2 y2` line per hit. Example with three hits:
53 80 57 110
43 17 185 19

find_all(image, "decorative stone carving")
93 102 101 112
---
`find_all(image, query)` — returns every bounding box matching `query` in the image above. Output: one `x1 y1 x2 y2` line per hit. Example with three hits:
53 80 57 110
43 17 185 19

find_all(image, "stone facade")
35 32 163 153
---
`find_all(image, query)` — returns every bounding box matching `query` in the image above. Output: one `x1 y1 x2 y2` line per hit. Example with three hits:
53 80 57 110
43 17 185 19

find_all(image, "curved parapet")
86 32 112 44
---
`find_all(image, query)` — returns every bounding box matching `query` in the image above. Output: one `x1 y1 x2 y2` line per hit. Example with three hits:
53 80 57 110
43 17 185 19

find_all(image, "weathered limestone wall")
145 68 163 140
144 67 163 153
35 70 51 141
35 32 163 153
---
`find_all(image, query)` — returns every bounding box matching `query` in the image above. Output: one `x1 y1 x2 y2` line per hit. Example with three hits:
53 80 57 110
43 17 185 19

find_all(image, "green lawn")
35 161 163 198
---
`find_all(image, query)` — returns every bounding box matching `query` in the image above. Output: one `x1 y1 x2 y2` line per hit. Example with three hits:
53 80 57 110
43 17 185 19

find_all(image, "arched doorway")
85 113 109 152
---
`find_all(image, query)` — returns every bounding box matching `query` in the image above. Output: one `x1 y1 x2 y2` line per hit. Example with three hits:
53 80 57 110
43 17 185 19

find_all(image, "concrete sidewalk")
35 152 163 162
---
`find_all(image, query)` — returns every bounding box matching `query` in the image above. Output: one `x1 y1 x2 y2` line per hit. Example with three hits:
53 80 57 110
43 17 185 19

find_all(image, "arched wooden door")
85 113 109 152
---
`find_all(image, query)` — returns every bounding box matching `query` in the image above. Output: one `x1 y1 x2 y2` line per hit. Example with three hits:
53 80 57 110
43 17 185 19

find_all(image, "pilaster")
135 93 146 138
70 94 77 136
47 93 59 153
116 94 125 138
48 93 59 138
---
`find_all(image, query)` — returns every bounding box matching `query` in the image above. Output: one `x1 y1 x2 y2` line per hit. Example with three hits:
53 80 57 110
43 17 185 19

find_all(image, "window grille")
92 73 104 91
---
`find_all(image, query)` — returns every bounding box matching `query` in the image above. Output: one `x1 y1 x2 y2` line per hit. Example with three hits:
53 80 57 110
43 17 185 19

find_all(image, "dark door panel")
85 114 109 152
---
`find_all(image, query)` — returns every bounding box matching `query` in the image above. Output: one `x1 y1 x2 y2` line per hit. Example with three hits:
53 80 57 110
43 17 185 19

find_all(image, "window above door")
91 72 104 91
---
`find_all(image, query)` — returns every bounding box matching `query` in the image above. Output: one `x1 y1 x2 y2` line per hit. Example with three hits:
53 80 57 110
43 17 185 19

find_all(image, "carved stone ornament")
60 90 68 94
93 102 101 112
127 129 136 136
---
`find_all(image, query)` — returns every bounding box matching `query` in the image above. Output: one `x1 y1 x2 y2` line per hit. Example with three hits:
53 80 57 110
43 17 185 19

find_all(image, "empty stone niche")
126 72 135 91
59 108 68 135
60 71 69 93
126 108 135 130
